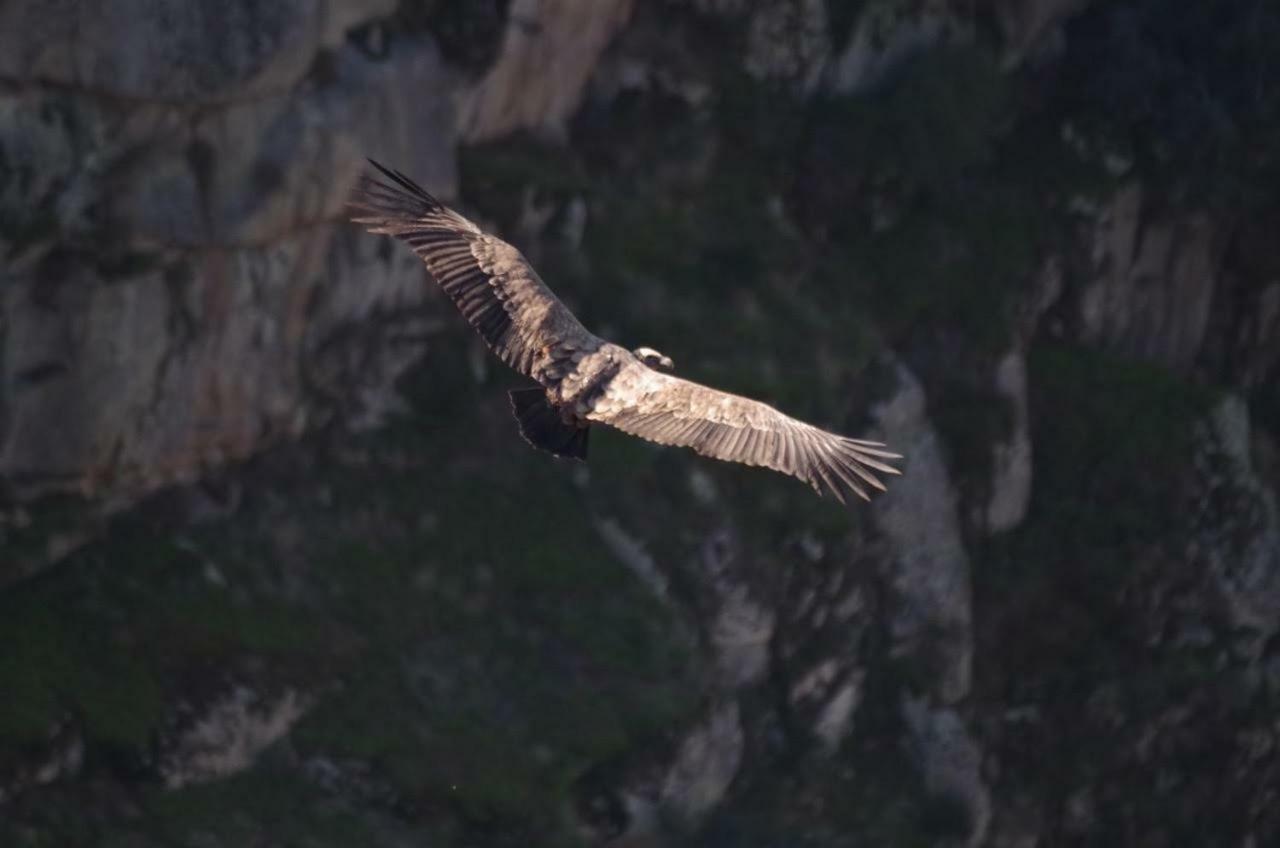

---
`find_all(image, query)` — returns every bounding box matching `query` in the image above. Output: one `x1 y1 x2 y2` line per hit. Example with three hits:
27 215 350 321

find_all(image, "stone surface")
1 220 429 504
742 0 830 91
984 349 1033 533
994 0 1093 66
1080 183 1219 370
869 359 973 705
659 701 744 828
111 36 458 248
828 0 972 94
0 0 398 102
458 0 635 142
160 686 311 789
0 31 455 510
1194 396 1280 650
903 697 991 847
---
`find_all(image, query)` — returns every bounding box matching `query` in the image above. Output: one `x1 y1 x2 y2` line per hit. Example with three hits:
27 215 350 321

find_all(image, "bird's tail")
509 388 590 461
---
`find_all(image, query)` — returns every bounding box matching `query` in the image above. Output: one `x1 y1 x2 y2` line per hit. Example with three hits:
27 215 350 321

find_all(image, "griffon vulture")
349 161 900 503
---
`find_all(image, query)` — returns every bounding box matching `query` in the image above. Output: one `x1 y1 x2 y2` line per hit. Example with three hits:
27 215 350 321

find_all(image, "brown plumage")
349 160 901 503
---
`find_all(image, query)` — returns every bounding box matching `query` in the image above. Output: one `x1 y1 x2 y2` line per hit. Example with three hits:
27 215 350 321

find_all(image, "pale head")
633 346 675 373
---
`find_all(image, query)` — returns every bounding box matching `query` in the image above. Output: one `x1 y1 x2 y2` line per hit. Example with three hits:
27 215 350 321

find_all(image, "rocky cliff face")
2 1 1278 846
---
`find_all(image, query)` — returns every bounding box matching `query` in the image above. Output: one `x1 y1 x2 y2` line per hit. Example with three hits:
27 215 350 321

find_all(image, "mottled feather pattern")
350 160 900 502
585 362 899 503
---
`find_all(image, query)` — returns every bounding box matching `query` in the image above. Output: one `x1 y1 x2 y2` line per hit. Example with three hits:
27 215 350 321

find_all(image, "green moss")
967 344 1248 838
0 512 332 754
975 342 1216 694
805 45 1114 352
459 134 588 225
928 379 1018 487
0 789 102 848
970 343 1213 698
0 605 71 744
696 731 936 848
1 369 697 844
0 549 174 752
163 593 323 657
172 381 698 838
0 495 94 583
1019 343 1213 546
139 765 420 847
0 592 165 751
813 46 1008 197
818 165 1049 352
292 446 698 829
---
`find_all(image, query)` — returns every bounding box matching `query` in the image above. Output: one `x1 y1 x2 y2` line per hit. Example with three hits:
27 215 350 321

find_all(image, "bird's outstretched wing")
586 361 901 503
349 160 601 383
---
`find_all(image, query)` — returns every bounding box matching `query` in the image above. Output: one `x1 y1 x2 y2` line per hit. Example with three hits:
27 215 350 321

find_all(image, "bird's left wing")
349 160 601 385
585 361 901 503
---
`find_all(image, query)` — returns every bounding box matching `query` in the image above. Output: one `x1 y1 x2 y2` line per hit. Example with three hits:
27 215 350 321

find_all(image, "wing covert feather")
586 362 901 503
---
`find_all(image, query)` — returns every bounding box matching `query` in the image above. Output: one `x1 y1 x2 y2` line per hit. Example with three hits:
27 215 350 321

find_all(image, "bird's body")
349 161 900 503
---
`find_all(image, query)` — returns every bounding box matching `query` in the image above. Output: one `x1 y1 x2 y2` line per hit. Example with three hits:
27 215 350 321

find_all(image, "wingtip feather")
828 453 875 500
854 455 902 476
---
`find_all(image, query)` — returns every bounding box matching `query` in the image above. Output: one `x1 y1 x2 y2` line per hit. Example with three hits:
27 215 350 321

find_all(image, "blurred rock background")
1 0 1277 845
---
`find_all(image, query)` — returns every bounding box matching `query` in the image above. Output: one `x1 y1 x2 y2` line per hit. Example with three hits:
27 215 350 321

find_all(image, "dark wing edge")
348 159 596 381
351 159 483 235
586 368 901 504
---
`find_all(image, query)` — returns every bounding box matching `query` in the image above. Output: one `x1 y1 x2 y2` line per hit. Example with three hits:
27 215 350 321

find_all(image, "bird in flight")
349 161 900 503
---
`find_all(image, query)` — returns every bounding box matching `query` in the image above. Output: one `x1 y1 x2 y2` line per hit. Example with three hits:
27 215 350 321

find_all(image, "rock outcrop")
458 0 635 142
0 7 456 525
1078 183 1219 370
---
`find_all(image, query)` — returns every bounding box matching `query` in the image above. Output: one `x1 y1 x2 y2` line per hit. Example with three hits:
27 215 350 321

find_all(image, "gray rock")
0 0 397 103
709 582 775 689
1194 396 1280 651
110 35 459 248
1 255 172 498
458 0 636 141
659 700 743 828
903 697 991 847
0 90 134 274
869 358 974 705
993 0 1092 67
828 0 972 94
595 515 672 601
743 0 830 92
1079 183 1218 370
984 348 1033 533
0 33 455 515
699 526 776 689
0 716 83 804
800 662 865 753
159 685 311 789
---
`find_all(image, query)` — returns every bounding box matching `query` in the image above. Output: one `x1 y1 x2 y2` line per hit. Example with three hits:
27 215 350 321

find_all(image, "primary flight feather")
349 161 901 503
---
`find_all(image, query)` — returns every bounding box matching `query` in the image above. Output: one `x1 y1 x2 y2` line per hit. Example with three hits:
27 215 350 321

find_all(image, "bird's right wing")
585 361 901 503
349 161 601 384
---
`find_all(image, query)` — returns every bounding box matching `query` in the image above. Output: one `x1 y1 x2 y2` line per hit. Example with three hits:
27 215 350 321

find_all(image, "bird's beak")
661 356 674 372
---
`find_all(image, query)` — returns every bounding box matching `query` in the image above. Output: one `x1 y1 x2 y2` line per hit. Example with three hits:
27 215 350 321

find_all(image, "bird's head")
633 346 675 373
